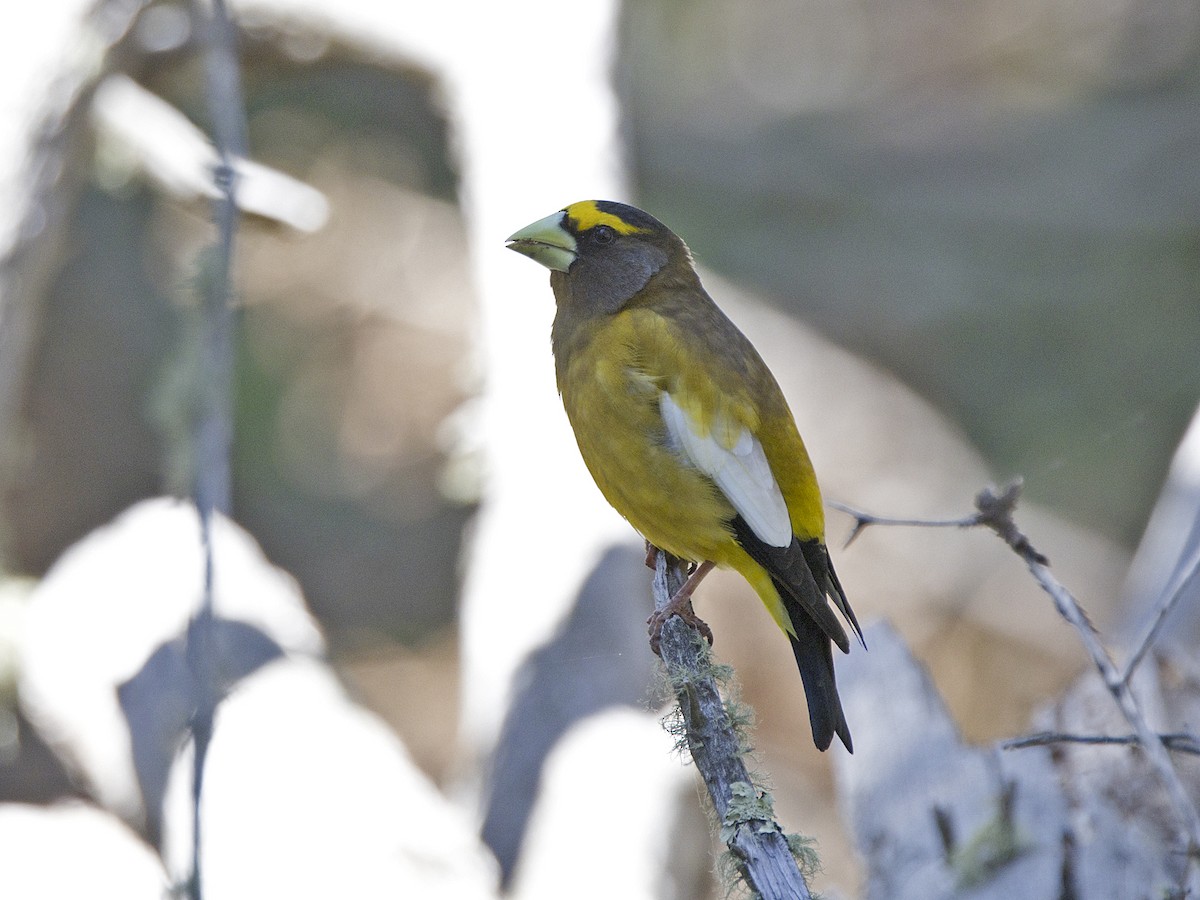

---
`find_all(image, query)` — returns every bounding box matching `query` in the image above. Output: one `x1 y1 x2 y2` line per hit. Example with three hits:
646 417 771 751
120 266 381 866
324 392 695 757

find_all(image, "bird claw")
647 598 714 656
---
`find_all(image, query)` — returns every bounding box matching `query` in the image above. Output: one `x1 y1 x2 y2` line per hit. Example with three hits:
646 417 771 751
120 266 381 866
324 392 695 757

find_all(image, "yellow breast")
555 310 740 563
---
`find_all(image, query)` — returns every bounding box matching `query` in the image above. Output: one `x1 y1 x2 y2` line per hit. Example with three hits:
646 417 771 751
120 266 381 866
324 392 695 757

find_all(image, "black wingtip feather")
730 518 851 651
800 539 866 651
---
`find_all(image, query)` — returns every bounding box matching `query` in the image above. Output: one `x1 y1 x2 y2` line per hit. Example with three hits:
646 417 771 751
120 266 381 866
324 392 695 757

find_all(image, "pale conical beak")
505 211 577 273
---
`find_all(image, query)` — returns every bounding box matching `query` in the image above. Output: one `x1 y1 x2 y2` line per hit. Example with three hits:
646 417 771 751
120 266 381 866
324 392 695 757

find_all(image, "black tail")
781 582 853 752
730 516 860 753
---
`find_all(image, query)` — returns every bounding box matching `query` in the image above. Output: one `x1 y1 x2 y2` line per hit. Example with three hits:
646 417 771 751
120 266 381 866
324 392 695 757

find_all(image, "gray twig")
1003 730 1200 756
828 499 980 549
1120 540 1200 686
186 1 248 898
652 552 813 900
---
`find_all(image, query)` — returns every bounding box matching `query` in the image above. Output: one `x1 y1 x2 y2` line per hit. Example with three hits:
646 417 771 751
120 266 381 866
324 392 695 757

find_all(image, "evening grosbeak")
506 200 862 752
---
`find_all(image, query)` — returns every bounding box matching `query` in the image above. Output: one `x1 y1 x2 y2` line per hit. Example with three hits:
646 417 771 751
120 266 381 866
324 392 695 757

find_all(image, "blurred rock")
837 620 1200 898
835 622 1066 899
510 708 712 900
480 544 656 882
160 656 499 900
19 496 323 833
0 801 166 899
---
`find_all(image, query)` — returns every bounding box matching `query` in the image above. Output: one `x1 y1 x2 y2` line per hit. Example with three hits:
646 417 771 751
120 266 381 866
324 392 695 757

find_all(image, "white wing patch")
659 392 792 548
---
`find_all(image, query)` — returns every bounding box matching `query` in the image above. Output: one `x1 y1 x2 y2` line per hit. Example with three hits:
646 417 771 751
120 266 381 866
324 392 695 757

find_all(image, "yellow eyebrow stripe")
564 200 645 235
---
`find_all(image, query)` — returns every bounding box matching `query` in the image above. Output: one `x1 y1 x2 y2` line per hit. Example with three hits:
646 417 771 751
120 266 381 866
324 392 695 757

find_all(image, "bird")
505 200 862 752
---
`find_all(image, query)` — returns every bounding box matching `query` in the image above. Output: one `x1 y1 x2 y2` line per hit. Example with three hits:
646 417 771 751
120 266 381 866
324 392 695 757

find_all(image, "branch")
1003 730 1200 756
832 480 1047 564
652 552 813 900
186 2 249 898
827 499 980 548
970 486 1200 865
835 482 1200 875
1120 539 1200 685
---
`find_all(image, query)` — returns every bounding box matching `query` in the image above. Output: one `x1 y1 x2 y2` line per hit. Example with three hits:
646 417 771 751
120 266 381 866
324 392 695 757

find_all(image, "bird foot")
643 552 716 655
647 598 714 656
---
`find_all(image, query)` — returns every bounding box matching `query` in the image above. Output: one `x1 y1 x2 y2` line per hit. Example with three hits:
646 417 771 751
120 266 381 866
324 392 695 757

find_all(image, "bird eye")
593 225 616 245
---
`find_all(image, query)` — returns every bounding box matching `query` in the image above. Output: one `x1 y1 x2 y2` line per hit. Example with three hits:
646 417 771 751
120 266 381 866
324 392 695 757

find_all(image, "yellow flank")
564 200 645 235
556 304 824 638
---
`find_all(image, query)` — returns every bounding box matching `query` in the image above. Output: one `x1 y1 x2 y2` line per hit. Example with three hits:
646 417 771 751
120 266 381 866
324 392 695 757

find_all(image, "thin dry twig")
834 482 1200 876
827 500 979 548
1003 730 1200 756
652 552 813 900
187 2 248 898
1121 540 1200 686
833 481 1047 564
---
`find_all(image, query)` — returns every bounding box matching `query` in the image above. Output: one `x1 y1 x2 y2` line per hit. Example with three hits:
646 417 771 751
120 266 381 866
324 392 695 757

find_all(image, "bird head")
506 200 691 315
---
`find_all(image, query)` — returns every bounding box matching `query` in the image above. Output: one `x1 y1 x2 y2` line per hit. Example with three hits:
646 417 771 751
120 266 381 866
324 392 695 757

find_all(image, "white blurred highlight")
92 74 329 231
510 709 705 900
0 803 166 899
162 657 498 899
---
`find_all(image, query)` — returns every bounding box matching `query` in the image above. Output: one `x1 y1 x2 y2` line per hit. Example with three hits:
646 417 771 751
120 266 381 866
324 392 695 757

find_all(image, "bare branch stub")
971 481 1049 565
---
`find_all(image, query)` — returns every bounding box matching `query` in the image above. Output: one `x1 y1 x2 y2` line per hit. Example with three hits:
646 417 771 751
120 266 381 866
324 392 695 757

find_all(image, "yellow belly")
557 319 739 565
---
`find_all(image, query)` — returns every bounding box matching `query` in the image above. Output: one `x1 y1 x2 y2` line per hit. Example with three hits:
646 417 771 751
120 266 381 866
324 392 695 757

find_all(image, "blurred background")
0 0 1197 896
